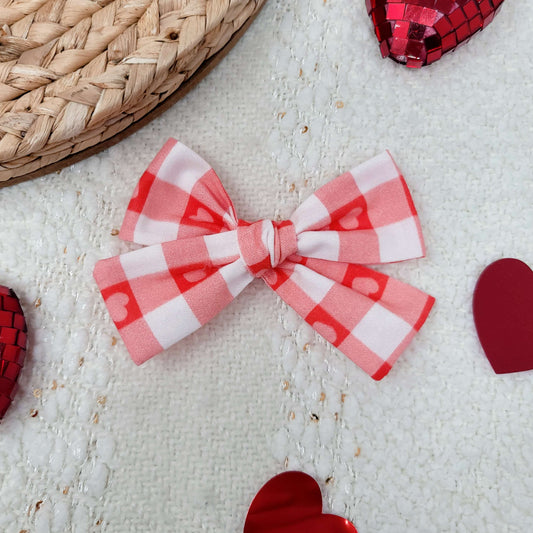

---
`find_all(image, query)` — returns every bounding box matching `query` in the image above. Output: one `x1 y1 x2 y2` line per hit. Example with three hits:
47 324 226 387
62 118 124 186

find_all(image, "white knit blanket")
0 1 531 531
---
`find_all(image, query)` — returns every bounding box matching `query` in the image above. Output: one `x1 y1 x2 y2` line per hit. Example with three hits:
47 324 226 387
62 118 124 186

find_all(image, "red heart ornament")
473 259 533 375
366 0 505 68
0 285 27 420
244 472 358 533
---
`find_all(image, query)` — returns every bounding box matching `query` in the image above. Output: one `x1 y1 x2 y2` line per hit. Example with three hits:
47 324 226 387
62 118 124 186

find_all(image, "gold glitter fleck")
278 112 286 119
110 229 119 236
92 413 99 424
319 392 326 402
303 343 310 352
284 457 289 468
325 476 333 485
289 183 296 193
301 126 308 134
33 388 41 398
35 500 43 511
282 381 289 391
51 380 57 390
34 298 41 308
63 487 70 495
79 357 84 367
289 411 295 420
341 393 346 403
111 337 118 346
334 412 339 421
30 409 38 418
299 68 303 77
336 101 344 109
355 447 361 457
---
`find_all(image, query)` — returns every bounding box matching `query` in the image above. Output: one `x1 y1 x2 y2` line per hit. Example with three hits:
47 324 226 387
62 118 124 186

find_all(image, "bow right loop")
290 151 425 265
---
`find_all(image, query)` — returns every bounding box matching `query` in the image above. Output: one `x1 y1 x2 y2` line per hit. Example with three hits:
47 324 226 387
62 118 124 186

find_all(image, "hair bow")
94 139 434 380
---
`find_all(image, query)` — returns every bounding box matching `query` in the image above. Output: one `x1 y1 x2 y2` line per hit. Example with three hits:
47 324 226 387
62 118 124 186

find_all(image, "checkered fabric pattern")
94 139 434 380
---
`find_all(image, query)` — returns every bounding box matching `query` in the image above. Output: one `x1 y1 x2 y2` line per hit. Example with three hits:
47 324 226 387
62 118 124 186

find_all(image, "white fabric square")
133 214 179 245
292 264 335 303
291 194 331 233
350 151 398 194
157 141 211 192
375 217 423 263
223 211 237 228
296 231 340 261
120 244 168 279
218 259 254 297
144 295 201 349
203 230 239 261
352 303 412 359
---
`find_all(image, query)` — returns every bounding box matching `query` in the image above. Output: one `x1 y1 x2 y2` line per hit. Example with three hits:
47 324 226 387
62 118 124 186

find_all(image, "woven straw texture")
0 0 266 184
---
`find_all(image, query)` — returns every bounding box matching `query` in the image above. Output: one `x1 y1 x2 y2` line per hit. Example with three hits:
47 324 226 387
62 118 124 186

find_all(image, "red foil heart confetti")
366 0 505 68
0 285 27 420
244 471 358 533
473 259 533 375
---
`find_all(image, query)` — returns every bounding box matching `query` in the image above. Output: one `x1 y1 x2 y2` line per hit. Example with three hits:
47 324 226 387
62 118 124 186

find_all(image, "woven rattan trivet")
0 0 267 187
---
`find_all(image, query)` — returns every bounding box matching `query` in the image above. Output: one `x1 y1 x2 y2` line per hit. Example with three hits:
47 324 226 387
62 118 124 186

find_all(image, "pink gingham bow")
94 139 434 380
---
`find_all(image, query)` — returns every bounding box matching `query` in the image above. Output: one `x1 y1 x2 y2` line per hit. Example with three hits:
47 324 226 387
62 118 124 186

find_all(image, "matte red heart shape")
366 0 505 68
244 472 358 533
473 259 533 374
0 286 27 420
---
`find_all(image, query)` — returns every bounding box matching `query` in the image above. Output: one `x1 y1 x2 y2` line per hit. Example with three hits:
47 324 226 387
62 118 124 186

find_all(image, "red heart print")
366 0 505 68
473 259 533 374
0 286 27 420
244 471 358 533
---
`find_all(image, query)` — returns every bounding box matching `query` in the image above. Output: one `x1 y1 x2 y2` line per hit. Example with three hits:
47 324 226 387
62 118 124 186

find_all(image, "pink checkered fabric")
94 139 434 380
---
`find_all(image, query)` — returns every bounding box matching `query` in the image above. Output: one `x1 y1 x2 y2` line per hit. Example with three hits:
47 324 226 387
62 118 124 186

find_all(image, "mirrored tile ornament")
366 0 505 67
0 286 27 420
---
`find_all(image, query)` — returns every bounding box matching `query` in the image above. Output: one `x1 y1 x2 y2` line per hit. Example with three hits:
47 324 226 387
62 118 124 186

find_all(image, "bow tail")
263 259 434 380
94 243 254 365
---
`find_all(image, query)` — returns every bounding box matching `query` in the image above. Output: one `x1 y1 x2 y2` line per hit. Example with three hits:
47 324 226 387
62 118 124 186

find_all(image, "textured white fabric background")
0 0 532 531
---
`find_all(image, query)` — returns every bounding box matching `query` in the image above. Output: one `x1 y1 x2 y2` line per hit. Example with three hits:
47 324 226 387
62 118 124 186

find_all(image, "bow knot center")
237 220 298 277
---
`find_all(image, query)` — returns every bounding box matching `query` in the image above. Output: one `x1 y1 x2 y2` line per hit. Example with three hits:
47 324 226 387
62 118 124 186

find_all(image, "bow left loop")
94 140 253 364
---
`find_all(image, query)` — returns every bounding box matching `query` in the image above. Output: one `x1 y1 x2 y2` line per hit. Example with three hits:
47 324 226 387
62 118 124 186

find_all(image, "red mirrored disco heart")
366 0 505 68
473 259 533 374
244 471 358 533
0 286 27 420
